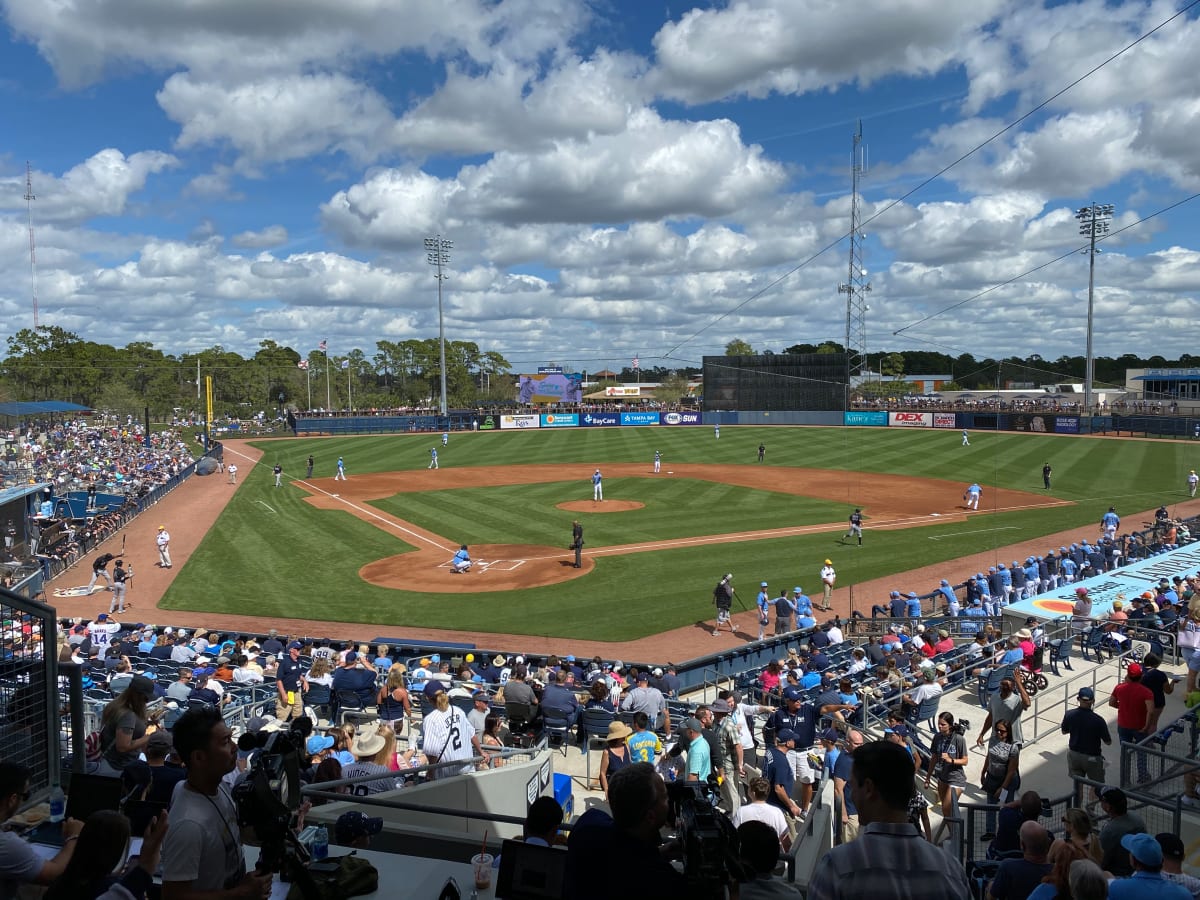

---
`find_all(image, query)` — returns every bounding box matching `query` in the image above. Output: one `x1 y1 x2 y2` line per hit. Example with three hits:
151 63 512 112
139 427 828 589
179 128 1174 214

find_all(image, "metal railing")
0 587 60 799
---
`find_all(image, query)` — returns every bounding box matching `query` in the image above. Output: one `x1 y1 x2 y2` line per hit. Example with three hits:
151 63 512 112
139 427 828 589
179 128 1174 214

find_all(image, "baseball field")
158 425 1196 641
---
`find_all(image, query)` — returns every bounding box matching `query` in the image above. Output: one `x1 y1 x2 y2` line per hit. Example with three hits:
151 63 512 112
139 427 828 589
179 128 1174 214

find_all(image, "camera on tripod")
232 717 312 880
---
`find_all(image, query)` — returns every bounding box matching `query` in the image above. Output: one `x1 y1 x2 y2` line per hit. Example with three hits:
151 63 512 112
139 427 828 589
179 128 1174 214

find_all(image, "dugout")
702 353 847 411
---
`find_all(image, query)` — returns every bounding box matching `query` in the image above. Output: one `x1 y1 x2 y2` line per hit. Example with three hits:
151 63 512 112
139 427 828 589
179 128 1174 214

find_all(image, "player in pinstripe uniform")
421 688 482 779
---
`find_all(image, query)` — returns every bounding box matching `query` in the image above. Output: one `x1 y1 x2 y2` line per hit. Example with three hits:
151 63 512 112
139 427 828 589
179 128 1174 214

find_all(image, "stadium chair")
302 683 332 723
504 701 540 748
977 665 1015 709
581 707 615 787
1080 628 1112 663
540 707 572 755
1048 638 1073 675
906 695 942 733
334 689 376 726
450 695 474 717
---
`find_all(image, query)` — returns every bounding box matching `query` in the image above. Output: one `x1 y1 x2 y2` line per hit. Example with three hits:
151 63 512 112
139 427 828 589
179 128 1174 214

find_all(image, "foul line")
254 501 277 515
292 479 453 552
929 526 1019 541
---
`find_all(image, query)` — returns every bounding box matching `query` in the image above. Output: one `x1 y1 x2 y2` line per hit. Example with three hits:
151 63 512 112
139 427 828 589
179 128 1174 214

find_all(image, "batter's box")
436 558 527 573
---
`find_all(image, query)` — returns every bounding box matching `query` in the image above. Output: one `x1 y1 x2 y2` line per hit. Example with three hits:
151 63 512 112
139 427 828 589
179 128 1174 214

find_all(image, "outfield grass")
158 426 1198 640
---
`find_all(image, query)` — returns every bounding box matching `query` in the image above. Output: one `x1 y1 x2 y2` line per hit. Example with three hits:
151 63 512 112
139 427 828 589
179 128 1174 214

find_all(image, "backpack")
287 853 379 899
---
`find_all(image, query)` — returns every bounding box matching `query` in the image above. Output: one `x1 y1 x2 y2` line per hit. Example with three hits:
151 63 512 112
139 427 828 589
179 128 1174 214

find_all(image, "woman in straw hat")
598 720 633 800
341 722 400 794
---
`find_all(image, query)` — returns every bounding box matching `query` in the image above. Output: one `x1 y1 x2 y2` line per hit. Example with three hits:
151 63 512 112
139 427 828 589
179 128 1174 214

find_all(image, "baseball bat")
121 534 126 556
730 587 748 612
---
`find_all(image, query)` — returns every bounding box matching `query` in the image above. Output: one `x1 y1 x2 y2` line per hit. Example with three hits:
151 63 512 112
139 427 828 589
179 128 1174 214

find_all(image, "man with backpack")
713 573 736 636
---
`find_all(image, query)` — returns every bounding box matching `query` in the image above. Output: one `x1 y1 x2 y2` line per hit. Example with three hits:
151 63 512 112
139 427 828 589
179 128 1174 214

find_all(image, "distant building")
1126 368 1200 401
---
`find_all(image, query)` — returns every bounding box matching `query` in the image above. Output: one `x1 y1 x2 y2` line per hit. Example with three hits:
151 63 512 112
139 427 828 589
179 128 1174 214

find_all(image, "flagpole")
347 362 352 412
307 364 312 411
324 343 331 411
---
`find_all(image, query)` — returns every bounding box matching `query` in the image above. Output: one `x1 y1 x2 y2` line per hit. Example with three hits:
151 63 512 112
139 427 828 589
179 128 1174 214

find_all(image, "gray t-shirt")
989 692 1026 745
340 762 398 795
0 829 44 900
161 782 247 892
102 709 147 771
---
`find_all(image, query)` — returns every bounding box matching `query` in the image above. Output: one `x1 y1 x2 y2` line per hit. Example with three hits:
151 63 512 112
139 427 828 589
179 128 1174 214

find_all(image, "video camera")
232 717 312 878
665 781 745 899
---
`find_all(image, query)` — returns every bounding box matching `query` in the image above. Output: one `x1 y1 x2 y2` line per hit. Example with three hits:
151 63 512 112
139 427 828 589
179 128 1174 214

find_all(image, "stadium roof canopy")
0 401 92 416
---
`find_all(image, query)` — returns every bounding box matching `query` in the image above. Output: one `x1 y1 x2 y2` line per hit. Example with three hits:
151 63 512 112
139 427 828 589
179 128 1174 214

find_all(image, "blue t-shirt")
832 750 856 815
627 730 661 763
764 747 794 812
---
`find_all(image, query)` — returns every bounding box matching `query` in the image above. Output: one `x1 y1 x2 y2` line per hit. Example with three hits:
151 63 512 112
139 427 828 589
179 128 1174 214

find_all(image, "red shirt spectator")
1110 666 1153 731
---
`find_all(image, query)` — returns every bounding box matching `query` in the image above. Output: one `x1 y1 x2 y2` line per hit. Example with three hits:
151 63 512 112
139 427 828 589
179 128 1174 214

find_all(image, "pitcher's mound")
555 500 644 513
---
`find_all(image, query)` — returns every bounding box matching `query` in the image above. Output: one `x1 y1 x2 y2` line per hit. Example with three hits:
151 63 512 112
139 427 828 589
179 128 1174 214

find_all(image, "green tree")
879 353 906 380
655 372 692 403
725 338 754 356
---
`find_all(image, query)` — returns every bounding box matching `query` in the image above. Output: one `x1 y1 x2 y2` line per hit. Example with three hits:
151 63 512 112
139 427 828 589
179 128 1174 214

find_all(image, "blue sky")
1 0 1198 378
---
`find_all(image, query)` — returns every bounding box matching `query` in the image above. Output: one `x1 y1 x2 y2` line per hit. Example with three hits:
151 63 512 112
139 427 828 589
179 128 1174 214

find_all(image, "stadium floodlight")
424 235 453 417
1074 203 1114 412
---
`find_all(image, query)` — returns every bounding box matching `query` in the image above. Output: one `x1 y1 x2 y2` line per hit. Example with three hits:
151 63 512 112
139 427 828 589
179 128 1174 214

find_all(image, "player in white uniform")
592 469 603 501
442 432 449 447
421 690 481 779
428 448 439 469
819 560 837 611
155 525 172 568
964 483 982 510
335 457 346 480
1189 470 1198 498
653 450 661 474
962 429 970 446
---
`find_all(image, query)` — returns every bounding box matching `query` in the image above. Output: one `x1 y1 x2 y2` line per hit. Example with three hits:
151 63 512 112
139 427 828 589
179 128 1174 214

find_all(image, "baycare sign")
888 411 932 428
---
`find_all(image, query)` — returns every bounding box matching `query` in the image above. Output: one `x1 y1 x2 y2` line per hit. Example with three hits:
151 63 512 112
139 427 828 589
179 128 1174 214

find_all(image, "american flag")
297 360 309 370
632 356 639 369
318 340 327 352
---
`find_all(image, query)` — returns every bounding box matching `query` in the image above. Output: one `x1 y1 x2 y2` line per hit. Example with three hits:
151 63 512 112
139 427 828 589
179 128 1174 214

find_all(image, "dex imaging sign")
888 412 932 428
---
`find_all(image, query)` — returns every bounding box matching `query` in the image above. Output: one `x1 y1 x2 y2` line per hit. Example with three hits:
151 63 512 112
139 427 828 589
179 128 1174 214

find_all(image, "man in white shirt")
826 621 844 644
819 560 837 611
86 613 120 650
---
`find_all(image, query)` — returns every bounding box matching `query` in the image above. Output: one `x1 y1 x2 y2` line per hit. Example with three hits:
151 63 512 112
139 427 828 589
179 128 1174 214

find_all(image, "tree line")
1 326 516 417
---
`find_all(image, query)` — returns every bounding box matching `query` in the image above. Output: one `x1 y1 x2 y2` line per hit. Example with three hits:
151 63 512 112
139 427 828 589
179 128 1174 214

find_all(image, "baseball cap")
1156 832 1185 861
1099 785 1126 804
423 680 447 699
782 686 804 702
907 592 918 599
1121 832 1163 867
472 690 490 701
345 651 358 663
1076 587 1089 596
336 810 383 843
889 591 900 598
129 675 156 698
96 613 109 622
793 586 803 594
824 559 832 565
1077 687 1095 701
776 729 798 745
245 716 269 733
157 525 165 531
1127 663 1143 677
652 667 664 677
146 731 174 753
760 582 768 587
940 579 949 585
885 723 910 738
636 670 649 682
679 717 703 735
287 641 303 650
820 728 839 743
307 734 335 755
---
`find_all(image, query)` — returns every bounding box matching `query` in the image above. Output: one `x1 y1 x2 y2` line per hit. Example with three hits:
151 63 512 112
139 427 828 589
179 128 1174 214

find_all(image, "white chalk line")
292 479 453 552
254 500 277 515
929 526 1019 540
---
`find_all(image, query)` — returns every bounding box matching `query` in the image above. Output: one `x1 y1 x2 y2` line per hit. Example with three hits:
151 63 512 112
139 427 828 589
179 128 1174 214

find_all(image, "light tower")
838 122 870 406
24 162 39 328
1075 202 1114 412
424 234 452 417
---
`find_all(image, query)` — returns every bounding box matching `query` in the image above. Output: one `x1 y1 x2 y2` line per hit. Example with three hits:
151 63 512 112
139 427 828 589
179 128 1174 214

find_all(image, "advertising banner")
1009 413 1055 433
844 411 887 426
539 413 578 428
620 411 661 426
1054 417 1080 434
605 386 641 397
888 411 932 428
661 411 702 426
933 413 957 429
478 415 498 431
580 412 620 427
500 414 540 430
516 372 583 404
1004 542 1200 627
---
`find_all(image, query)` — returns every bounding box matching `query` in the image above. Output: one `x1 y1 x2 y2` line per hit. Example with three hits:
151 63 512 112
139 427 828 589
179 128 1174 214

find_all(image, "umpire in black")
571 520 584 568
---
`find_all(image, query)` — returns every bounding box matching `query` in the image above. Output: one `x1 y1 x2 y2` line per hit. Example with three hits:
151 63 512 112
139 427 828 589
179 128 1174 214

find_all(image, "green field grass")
158 426 1198 640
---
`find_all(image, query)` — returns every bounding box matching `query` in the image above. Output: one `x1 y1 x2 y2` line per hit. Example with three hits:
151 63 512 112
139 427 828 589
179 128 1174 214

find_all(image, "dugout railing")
0 587 60 801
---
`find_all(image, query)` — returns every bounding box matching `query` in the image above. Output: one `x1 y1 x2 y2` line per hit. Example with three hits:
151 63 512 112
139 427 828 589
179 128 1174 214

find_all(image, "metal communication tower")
24 162 39 328
838 122 870 403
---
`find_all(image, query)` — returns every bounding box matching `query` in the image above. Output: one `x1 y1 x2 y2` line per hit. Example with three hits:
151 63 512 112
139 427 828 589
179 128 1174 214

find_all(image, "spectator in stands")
736 820 794 898
620 669 668 732
564 762 686 897
541 669 582 733
978 719 1022 841
333 810 382 850
503 664 539 711
987 819 1051 899
1025 839 1086 900
1106 833 1191 900
808 740 971 900
43 807 168 900
586 679 614 712
331 651 376 709
832 728 865 843
900 668 942 718
979 675 1032 746
1054 808 1102 865
97 675 159 777
0 761 84 896
374 663 410 732
1098 787 1147 877
1071 588 1094 635
479 714 506 769
759 659 783 694
1109 664 1153 784
1156 833 1200 898
990 791 1043 859
733 777 791 851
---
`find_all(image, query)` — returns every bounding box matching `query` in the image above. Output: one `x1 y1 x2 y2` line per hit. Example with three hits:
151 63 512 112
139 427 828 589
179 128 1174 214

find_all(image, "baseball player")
653 450 662 474
1100 507 1119 539
1042 463 1052 489
592 468 603 502
155 525 172 568
712 574 735 636
819 559 836 611
428 447 439 469
962 429 970 446
450 545 471 573
227 463 238 484
335 457 346 480
714 424 720 439
442 431 449 447
844 509 863 545
1188 470 1198 498
87 553 115 594
110 559 129 614
306 455 314 477
756 581 771 641
964 483 982 511
570 521 584 568
757 443 765 462
273 463 283 487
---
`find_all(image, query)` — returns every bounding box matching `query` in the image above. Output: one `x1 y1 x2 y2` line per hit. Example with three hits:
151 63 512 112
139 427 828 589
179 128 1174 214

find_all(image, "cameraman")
160 706 274 900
